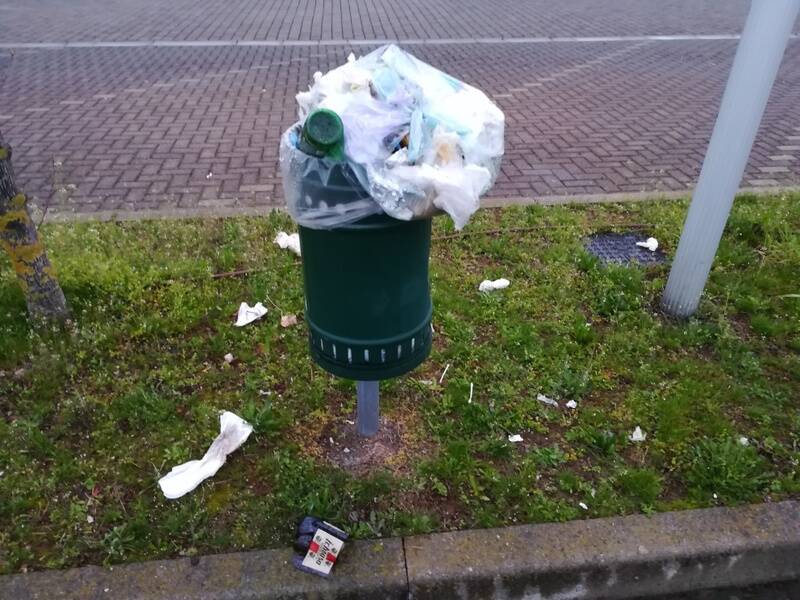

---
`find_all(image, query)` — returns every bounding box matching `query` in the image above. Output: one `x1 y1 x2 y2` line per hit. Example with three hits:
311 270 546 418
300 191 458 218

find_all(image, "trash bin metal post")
356 380 380 437
661 0 800 318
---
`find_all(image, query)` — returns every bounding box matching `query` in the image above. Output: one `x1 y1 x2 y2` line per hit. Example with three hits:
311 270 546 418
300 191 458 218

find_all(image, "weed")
686 437 771 504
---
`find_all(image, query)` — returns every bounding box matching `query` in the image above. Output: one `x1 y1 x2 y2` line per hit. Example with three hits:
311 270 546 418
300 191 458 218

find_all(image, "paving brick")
1 2 799 216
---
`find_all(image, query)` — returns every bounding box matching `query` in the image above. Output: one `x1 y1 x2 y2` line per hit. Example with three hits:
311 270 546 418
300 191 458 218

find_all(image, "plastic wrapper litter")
280 44 505 229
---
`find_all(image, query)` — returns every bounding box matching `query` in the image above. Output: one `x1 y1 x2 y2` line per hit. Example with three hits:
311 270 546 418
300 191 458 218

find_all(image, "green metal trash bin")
300 214 433 380
285 109 434 381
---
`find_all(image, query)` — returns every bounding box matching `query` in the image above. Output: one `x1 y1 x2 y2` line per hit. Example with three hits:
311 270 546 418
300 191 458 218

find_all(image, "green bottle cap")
299 109 345 161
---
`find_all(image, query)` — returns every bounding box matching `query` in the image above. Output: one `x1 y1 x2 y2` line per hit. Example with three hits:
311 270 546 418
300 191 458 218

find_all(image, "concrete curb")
34 185 800 223
1 501 798 599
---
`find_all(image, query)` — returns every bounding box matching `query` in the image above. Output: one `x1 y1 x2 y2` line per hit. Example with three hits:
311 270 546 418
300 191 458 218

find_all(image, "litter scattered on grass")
738 436 750 446
280 314 298 328
468 382 474 404
636 237 659 252
565 400 578 409
478 278 510 293
507 434 523 443
274 231 302 256
537 393 559 408
223 353 234 364
439 363 450 383
234 302 268 327
158 411 254 500
579 502 589 511
629 426 647 443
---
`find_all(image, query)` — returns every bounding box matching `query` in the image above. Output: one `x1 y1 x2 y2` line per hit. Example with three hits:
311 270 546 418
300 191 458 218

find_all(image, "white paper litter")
479 278 510 293
738 436 750 446
629 426 647 442
537 393 559 408
636 237 659 252
508 434 524 443
565 400 578 409
439 363 450 384
579 502 589 511
223 353 234 364
468 382 474 404
234 302 268 327
274 231 301 256
158 411 254 500
280 314 298 328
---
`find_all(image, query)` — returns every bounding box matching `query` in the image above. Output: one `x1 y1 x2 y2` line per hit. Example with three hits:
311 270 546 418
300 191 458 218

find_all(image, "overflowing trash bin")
279 45 505 434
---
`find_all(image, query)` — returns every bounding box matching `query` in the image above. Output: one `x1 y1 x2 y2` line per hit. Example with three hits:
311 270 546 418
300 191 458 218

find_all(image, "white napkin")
478 278 510 292
234 302 268 327
274 231 301 256
158 411 254 499
628 426 647 443
636 237 659 252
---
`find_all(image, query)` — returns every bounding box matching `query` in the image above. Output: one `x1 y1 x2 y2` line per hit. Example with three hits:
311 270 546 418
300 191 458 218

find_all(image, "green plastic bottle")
297 109 346 161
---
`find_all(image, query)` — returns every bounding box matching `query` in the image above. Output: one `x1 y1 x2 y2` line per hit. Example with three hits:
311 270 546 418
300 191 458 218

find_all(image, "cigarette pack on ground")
292 516 348 578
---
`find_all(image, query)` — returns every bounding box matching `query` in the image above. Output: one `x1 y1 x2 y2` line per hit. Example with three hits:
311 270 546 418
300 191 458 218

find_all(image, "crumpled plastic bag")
280 128 383 229
287 44 504 230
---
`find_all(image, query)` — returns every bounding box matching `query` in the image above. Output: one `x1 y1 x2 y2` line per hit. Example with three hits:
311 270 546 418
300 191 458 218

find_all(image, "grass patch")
1 193 799 573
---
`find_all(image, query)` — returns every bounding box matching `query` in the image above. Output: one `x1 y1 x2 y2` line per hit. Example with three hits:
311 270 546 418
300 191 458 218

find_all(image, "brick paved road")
0 0 766 43
0 1 799 218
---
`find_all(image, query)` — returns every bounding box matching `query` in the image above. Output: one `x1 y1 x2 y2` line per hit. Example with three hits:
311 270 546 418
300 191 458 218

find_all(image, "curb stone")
405 500 800 599
0 502 797 599
33 186 800 223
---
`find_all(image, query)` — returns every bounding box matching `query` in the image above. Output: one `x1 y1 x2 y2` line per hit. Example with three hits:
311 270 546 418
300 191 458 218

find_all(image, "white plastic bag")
288 44 505 229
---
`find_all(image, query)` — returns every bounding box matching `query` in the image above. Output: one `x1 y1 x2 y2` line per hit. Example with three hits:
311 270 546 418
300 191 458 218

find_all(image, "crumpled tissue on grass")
274 231 301 256
280 314 298 328
536 393 559 407
636 237 659 252
287 44 504 230
158 411 253 499
479 278 510 293
629 426 647 443
234 302 268 327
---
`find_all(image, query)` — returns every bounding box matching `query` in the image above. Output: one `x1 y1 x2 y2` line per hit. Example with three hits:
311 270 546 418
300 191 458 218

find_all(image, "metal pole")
356 380 380 437
661 0 800 318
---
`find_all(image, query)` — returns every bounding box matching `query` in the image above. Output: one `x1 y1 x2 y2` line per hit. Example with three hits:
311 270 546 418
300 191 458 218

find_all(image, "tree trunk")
0 131 69 322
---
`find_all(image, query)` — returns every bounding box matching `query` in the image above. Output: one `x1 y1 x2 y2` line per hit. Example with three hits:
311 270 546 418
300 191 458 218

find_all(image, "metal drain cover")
584 232 667 265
